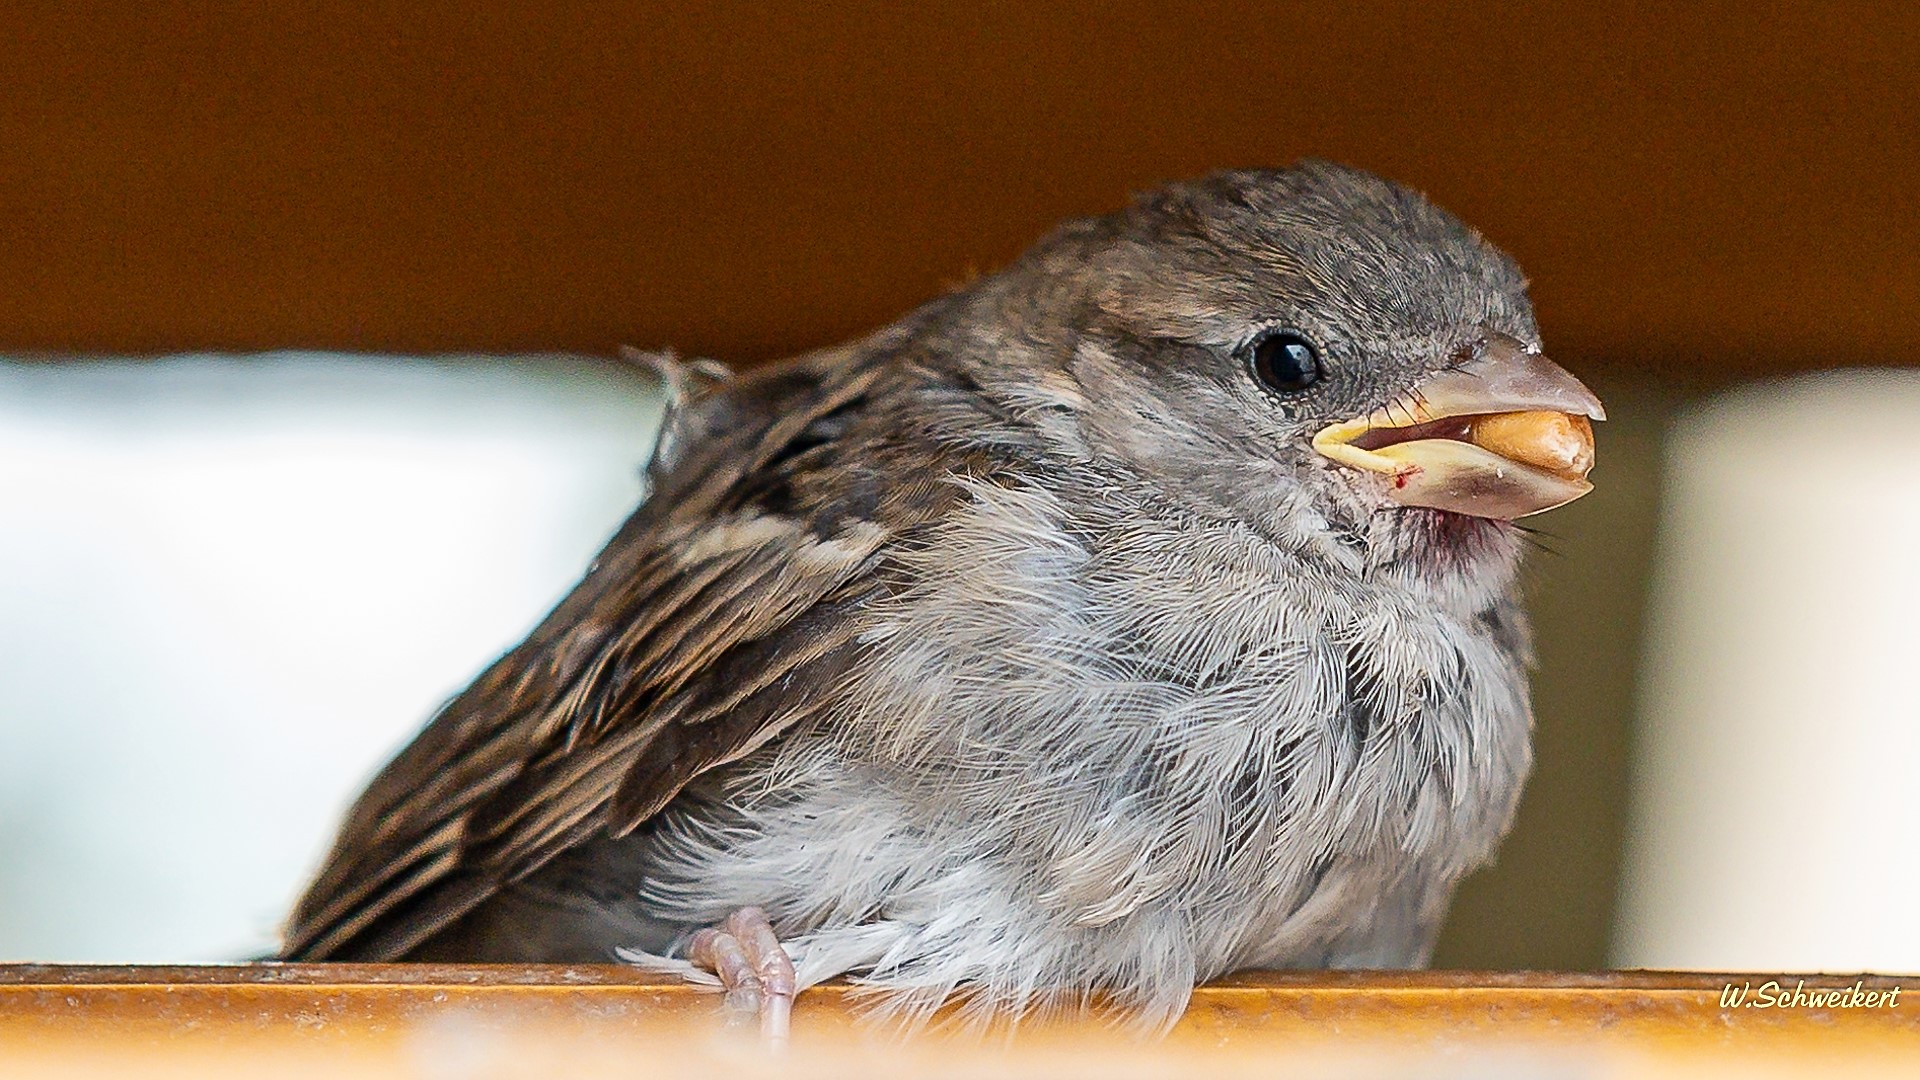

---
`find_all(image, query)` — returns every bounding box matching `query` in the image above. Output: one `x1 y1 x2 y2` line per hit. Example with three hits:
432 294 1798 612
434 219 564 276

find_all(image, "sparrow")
282 162 1602 1038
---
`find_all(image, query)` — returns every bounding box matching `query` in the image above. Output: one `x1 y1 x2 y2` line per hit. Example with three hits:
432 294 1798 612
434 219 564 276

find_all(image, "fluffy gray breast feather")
624 403 1534 1027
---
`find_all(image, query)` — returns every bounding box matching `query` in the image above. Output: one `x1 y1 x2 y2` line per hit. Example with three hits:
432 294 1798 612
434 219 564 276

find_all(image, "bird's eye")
1247 331 1323 393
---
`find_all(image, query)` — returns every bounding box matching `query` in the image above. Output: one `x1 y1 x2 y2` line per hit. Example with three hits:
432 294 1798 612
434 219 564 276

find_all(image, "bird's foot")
686 906 797 1047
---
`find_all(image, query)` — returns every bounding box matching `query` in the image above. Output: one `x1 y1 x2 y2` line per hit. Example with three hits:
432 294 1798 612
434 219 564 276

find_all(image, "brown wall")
5 3 1917 375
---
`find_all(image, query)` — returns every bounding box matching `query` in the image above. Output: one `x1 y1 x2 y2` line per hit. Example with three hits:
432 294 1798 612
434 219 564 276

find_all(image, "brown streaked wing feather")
280 347 911 961
457 521 888 863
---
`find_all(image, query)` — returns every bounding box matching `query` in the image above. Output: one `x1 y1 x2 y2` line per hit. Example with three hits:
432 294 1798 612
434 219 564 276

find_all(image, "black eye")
1247 331 1323 393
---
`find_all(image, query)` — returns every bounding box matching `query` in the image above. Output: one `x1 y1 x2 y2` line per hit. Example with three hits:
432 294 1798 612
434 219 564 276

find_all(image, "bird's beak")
1312 334 1605 520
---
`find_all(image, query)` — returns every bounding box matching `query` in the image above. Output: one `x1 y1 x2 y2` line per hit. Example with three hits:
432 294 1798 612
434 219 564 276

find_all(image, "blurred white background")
1613 371 1920 972
0 355 661 960
2 356 1916 974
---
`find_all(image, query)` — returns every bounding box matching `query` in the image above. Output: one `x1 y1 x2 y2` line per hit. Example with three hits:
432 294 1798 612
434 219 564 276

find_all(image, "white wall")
1614 370 1920 972
0 354 662 961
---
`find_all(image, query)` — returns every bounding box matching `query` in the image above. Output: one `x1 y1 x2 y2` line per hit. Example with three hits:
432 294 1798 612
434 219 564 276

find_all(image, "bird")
281 161 1602 1039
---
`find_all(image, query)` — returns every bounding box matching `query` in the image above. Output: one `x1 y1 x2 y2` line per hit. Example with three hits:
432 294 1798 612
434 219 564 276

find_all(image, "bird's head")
958 161 1602 573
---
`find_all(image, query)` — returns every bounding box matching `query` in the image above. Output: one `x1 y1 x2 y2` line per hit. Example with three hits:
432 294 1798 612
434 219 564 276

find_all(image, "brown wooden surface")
1 965 1913 1077
3 3 1918 377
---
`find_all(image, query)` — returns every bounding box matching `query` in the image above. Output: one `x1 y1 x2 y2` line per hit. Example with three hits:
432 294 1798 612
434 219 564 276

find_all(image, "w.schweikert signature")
1720 980 1903 1009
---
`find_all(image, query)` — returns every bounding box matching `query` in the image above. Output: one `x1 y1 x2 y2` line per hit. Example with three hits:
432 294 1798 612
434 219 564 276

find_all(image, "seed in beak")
1467 410 1594 482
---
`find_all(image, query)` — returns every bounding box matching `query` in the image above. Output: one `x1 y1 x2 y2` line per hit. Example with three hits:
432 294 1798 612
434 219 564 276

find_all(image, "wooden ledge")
3 965 1915 1077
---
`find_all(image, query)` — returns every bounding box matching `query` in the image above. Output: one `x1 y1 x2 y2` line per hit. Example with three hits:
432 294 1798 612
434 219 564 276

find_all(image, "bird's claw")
686 906 796 1047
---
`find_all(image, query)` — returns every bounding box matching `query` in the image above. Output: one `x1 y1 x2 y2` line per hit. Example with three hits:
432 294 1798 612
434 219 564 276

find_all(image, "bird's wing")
282 347 944 961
